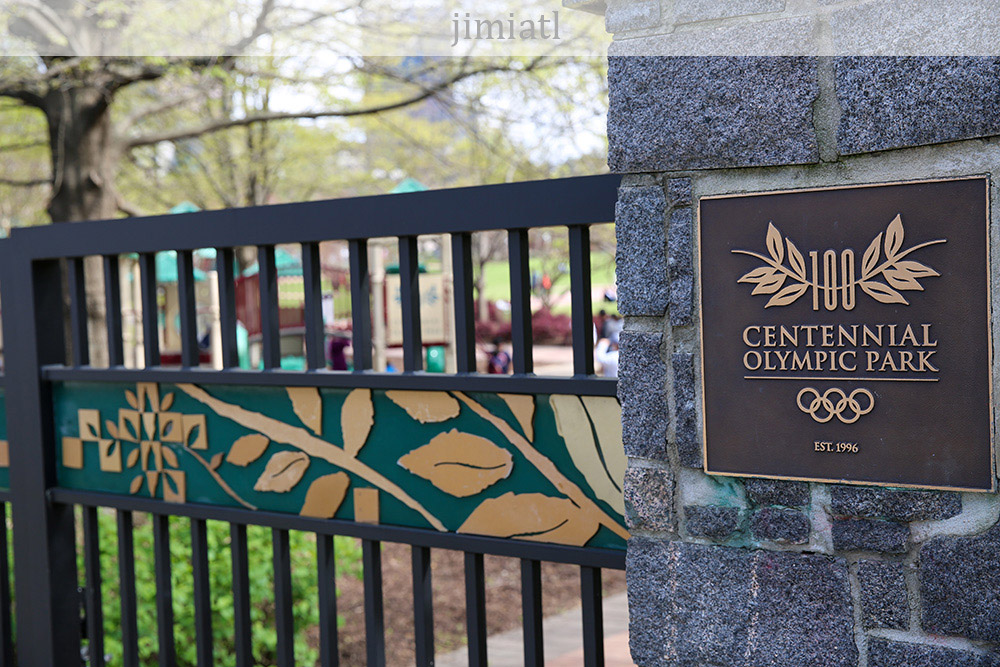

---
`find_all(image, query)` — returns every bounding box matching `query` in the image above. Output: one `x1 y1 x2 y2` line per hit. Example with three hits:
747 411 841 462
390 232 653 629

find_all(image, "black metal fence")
0 173 623 666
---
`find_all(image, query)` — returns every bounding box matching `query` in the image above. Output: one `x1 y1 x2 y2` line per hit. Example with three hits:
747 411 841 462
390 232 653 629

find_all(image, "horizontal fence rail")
1 174 625 666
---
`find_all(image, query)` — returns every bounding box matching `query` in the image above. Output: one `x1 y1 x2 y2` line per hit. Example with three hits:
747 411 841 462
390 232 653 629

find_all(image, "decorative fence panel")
2 174 623 666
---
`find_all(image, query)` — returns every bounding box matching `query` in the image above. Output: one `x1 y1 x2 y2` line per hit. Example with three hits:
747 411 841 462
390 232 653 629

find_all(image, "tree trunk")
42 86 122 367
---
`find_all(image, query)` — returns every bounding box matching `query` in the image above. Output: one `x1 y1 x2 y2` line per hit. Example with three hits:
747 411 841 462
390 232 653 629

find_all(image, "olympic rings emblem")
796 387 875 424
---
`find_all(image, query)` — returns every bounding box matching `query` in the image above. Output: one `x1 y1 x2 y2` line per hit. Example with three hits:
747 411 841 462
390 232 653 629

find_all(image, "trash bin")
425 345 446 373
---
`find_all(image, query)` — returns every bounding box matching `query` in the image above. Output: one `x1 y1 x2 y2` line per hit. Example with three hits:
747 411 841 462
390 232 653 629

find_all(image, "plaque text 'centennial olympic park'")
698 177 993 491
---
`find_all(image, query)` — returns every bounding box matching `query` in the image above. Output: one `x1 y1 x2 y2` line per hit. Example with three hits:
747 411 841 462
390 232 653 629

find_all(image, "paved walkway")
436 592 634 666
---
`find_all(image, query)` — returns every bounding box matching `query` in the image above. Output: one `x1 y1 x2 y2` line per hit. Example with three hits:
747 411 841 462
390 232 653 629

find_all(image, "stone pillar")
605 29 1000 667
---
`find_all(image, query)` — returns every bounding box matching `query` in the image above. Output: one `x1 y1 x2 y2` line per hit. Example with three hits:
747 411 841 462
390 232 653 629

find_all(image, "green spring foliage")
77 509 362 667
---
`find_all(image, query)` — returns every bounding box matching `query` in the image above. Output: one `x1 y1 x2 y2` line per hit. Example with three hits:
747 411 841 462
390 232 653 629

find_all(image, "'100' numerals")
814 441 859 453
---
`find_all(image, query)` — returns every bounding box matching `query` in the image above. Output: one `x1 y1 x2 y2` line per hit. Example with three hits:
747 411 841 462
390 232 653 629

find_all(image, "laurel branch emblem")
733 215 946 309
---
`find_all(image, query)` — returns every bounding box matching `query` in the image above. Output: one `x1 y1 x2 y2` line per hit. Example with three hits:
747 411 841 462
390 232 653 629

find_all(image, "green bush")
78 509 362 666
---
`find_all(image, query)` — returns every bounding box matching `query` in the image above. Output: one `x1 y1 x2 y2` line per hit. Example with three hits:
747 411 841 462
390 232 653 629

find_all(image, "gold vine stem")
734 238 947 291
177 384 447 531
182 444 258 511
858 239 947 282
452 391 630 540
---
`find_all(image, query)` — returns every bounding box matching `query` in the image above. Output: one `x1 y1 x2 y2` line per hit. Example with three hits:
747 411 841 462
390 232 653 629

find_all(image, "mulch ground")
318 542 626 666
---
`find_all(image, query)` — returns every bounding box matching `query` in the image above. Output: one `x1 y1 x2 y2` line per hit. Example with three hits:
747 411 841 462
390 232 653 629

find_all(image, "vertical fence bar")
191 518 214 667
259 245 281 369
348 239 372 371
464 552 488 667
450 232 476 373
215 248 239 369
302 241 325 370
67 256 90 366
230 523 253 667
569 225 595 376
362 539 386 666
104 254 124 366
273 528 295 667
177 249 199 367
398 236 423 371
138 253 160 367
411 546 434 666
521 558 544 667
82 506 104 667
316 534 339 667
152 514 176 667
508 229 533 374
580 566 605 667
117 510 139 667
0 503 15 667
6 255 81 665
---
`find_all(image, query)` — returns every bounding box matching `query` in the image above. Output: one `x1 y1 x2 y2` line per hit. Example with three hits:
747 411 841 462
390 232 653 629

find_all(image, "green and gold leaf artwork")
300 472 351 518
398 429 513 497
226 434 270 466
52 382 628 550
342 388 374 457
254 451 310 492
458 492 600 547
550 395 625 515
386 390 460 423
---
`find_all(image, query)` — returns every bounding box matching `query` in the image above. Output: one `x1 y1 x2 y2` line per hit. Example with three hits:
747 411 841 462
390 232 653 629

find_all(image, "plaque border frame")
696 175 996 492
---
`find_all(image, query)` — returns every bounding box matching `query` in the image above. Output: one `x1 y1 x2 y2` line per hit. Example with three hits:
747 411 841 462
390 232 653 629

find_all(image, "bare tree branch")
126 61 542 149
0 139 46 152
0 175 50 186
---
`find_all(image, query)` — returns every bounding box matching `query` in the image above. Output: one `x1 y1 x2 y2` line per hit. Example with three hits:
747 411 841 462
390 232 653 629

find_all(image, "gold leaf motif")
750 270 785 295
126 448 140 468
182 414 207 450
142 413 156 440
210 452 224 470
163 470 185 503
884 214 904 259
105 420 119 440
119 410 140 442
737 266 773 283
786 238 806 280
300 472 351 518
62 437 83 469
499 394 535 441
766 222 784 264
862 232 882 277
551 396 625 515
253 451 310 492
398 430 513 497
138 383 160 412
78 409 101 440
353 488 379 523
386 390 460 423
125 390 139 410
162 447 179 469
342 389 374 457
859 280 908 305
226 434 270 467
160 393 175 411
287 387 323 436
580 395 626 500
159 413 182 442
129 474 144 494
99 440 121 472
146 470 160 496
458 492 600 547
765 283 809 308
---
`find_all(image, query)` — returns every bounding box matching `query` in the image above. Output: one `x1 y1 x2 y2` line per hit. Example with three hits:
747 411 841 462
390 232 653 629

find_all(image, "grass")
477 251 617 306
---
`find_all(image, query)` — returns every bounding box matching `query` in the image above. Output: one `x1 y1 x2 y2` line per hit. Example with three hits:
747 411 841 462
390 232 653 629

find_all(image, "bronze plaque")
698 177 994 491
